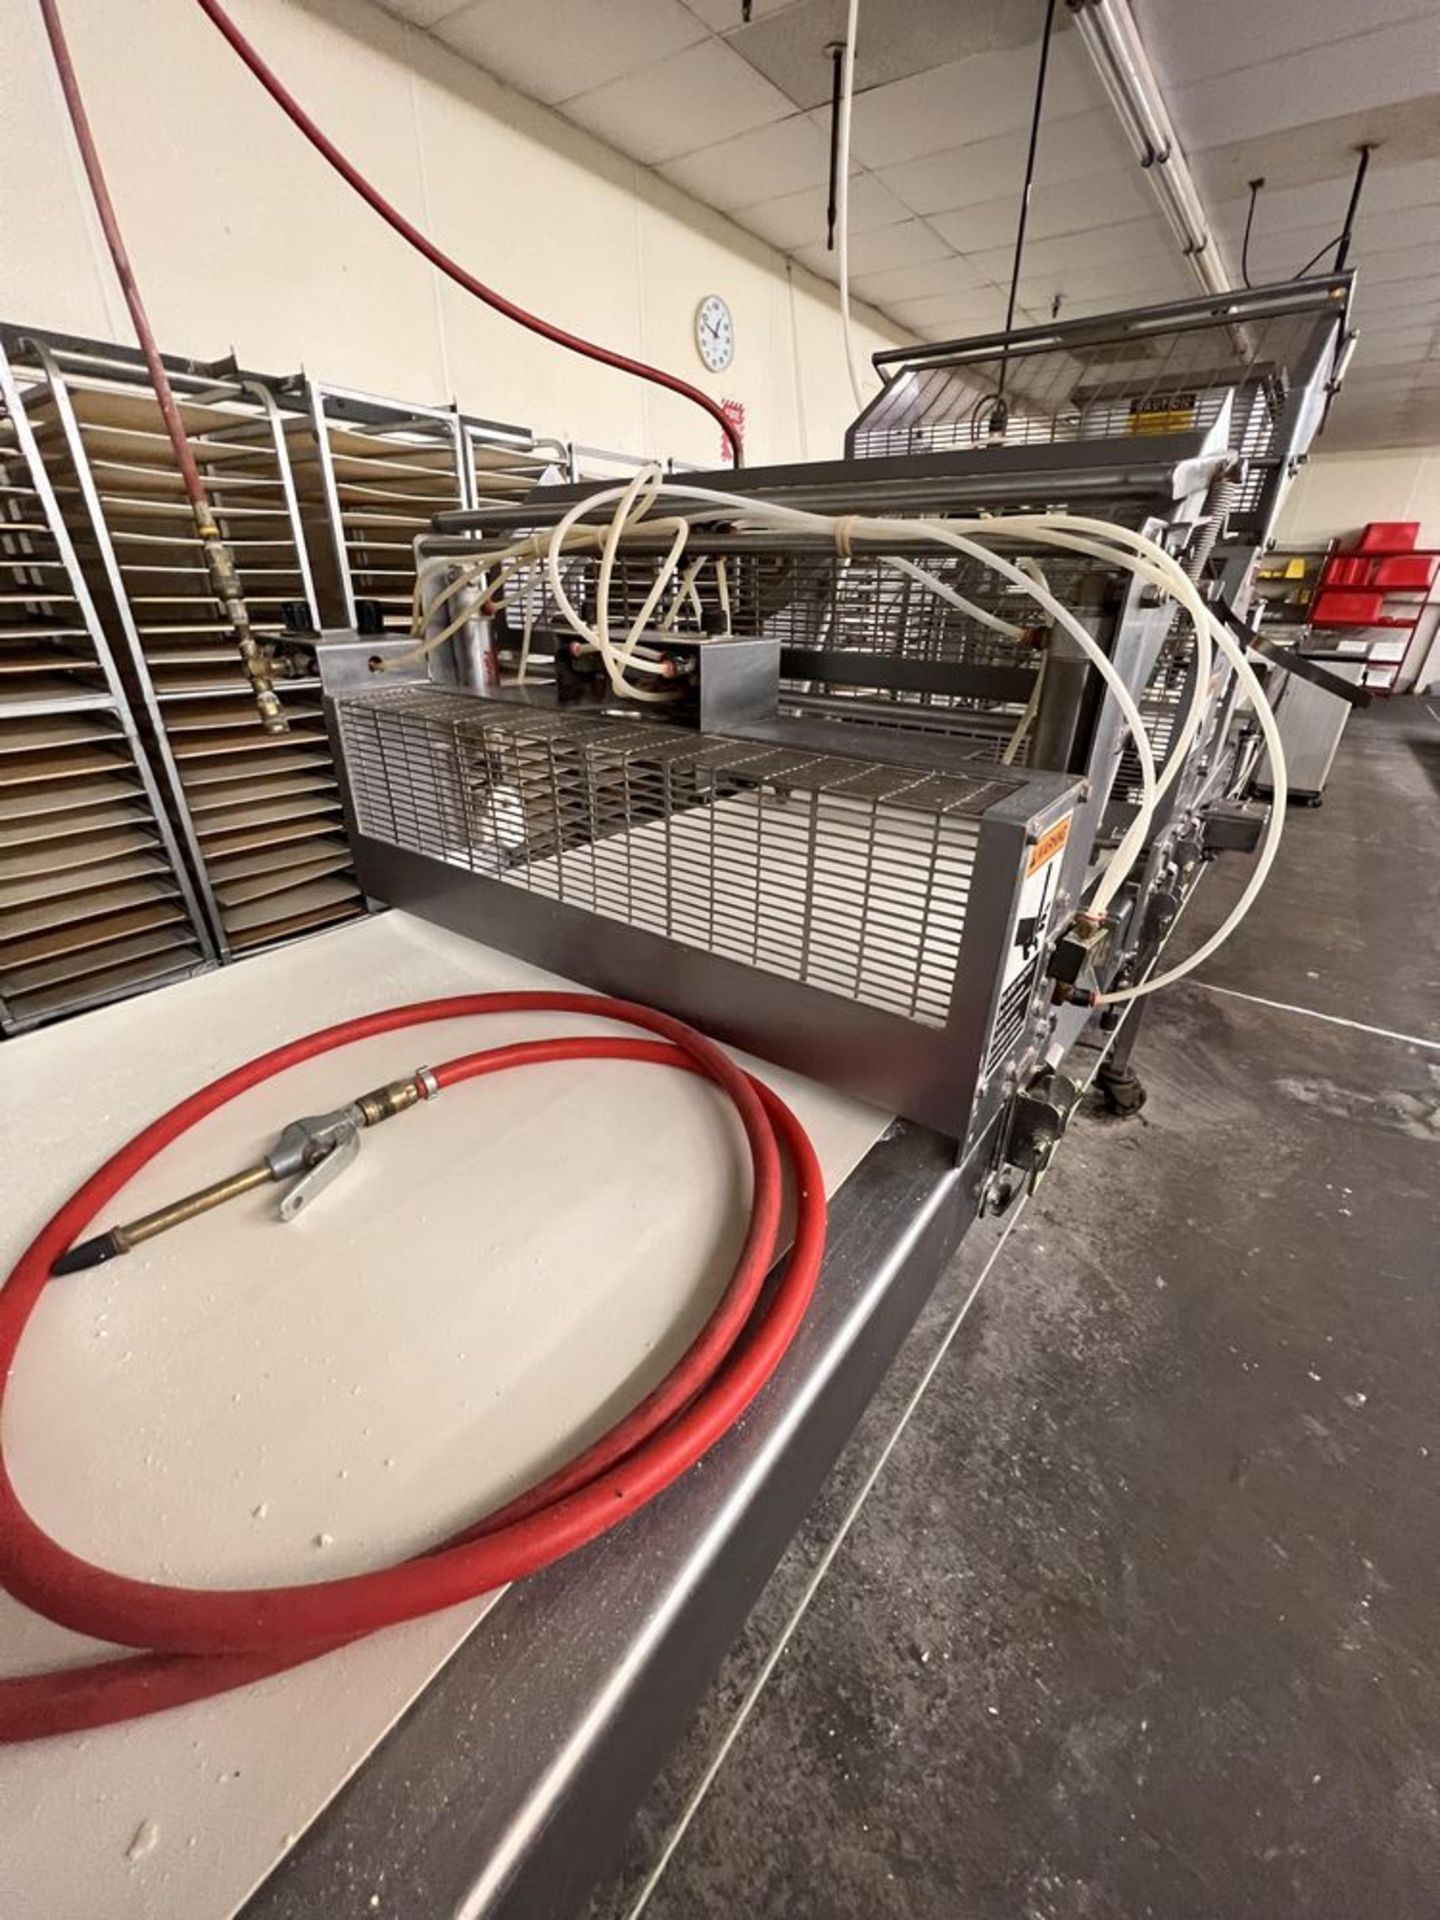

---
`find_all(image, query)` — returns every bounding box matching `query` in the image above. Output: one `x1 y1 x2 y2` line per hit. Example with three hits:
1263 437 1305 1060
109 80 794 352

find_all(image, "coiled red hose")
193 0 744 466
0 993 824 1743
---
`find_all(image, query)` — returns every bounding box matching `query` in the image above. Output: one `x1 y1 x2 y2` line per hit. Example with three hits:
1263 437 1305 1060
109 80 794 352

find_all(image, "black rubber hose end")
50 1231 123 1278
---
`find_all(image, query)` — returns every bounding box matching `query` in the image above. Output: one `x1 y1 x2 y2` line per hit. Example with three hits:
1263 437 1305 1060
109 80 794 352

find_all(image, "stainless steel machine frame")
415 276 1348 1019
323 634 1088 1146
1255 650 1367 802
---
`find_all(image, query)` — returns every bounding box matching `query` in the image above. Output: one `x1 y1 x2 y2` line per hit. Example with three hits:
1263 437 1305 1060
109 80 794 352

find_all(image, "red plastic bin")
1323 555 1369 585
1313 589 1385 626
1357 521 1419 553
1373 554 1437 589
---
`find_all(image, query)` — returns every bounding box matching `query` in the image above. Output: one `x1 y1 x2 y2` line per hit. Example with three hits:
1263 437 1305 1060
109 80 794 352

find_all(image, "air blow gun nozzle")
49 1071 440 1278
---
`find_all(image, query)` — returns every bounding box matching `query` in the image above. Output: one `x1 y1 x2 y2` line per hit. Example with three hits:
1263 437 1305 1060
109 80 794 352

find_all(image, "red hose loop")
0 994 824 1742
193 0 744 466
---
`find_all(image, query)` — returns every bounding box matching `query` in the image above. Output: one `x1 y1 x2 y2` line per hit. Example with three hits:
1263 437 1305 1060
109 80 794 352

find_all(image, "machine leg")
1095 996 1149 1117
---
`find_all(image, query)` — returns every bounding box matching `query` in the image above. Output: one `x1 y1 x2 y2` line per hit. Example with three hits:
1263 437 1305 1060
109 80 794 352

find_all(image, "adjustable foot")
1095 1059 1147 1118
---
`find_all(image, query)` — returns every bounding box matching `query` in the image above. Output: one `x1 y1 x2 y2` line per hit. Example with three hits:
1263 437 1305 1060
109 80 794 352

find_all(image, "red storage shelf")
1313 589 1386 626
1372 554 1438 589
1357 520 1419 552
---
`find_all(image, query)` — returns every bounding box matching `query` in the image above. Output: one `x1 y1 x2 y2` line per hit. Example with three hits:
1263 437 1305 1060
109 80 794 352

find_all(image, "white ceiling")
379 0 1440 452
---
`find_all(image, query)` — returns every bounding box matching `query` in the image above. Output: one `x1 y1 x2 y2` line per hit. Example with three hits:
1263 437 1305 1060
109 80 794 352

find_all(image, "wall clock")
694 293 735 373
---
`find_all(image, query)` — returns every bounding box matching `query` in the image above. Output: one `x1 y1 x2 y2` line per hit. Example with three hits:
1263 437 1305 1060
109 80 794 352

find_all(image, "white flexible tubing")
715 557 732 634
546 474 689 703
515 568 537 683
660 556 706 632
937 514 1217 809
1001 646 1046 765
1000 555 1052 765
624 481 1162 890
1095 612 1286 1006
407 485 1167 902
409 486 1169 903
882 555 1026 639
835 0 866 414
392 480 1277 1000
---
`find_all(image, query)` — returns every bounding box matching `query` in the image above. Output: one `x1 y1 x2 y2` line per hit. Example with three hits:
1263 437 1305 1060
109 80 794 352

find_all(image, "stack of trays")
287 390 471 634
16 345 368 961
0 353 212 1031
166 694 359 953
287 387 556 635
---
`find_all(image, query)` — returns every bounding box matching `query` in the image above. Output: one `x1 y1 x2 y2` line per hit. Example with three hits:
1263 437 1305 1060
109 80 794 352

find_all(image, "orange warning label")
1026 814 1072 875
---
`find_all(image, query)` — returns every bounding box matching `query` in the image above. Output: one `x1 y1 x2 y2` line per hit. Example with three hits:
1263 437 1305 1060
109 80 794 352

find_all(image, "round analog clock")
694 294 735 373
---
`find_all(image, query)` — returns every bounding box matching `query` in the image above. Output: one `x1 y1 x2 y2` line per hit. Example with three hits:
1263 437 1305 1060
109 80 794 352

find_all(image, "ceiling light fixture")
1068 0 1234 297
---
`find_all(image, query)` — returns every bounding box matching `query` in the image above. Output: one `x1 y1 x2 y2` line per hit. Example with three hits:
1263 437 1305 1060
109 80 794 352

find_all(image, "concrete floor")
587 698 1440 1920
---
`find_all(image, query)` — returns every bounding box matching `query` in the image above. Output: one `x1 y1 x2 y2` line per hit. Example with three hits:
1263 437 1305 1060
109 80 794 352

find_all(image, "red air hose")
193 0 744 467
0 993 824 1742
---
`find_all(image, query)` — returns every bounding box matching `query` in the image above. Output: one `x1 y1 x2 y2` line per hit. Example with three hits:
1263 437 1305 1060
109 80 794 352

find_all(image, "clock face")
695 294 735 373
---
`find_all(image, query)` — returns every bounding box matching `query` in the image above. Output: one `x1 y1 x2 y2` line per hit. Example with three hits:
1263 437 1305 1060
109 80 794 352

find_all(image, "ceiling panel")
849 253 993 305
841 35 1099 171
434 0 705 105
927 168 1156 252
968 214 1176 284
563 39 793 165
720 0 1053 109
1349 246 1440 290
1357 277 1440 316
885 288 1015 331
657 112 833 209
1138 0 1436 89
381 0 472 24
1190 98 1440 203
1172 18 1440 154
732 170 908 251
1211 158 1440 238
877 110 1137 218
680 0 797 29
792 216 953 279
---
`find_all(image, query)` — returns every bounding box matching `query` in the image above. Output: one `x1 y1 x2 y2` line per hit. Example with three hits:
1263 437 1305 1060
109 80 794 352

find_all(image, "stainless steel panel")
331 686 1082 1139
1256 656 1365 799
238 1122 975 1920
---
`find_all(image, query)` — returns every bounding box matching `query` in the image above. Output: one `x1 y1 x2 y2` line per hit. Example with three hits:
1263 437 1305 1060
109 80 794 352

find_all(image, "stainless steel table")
241 1123 969 1920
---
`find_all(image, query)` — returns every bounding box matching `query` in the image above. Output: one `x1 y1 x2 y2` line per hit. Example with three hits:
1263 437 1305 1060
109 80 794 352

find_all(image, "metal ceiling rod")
1068 0 1234 299
825 40 845 250
996 0 1060 420
1332 143 1374 273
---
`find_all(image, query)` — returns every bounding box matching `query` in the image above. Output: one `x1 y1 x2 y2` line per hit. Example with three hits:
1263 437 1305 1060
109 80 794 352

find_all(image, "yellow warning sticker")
1027 813 1072 875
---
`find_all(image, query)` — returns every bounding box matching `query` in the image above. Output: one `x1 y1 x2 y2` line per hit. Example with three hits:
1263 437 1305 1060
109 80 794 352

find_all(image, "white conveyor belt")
0 910 888 1920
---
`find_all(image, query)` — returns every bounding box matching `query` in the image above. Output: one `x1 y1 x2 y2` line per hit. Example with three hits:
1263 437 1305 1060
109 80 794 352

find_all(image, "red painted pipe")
194 0 745 466
38 0 212 516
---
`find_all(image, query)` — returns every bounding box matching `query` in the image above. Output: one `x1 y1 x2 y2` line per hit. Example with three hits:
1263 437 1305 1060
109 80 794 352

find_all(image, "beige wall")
1275 450 1440 690
1276 450 1440 546
1 0 907 468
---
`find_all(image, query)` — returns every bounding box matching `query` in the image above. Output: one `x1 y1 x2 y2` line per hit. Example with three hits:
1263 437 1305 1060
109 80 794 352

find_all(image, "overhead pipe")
37 0 287 733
